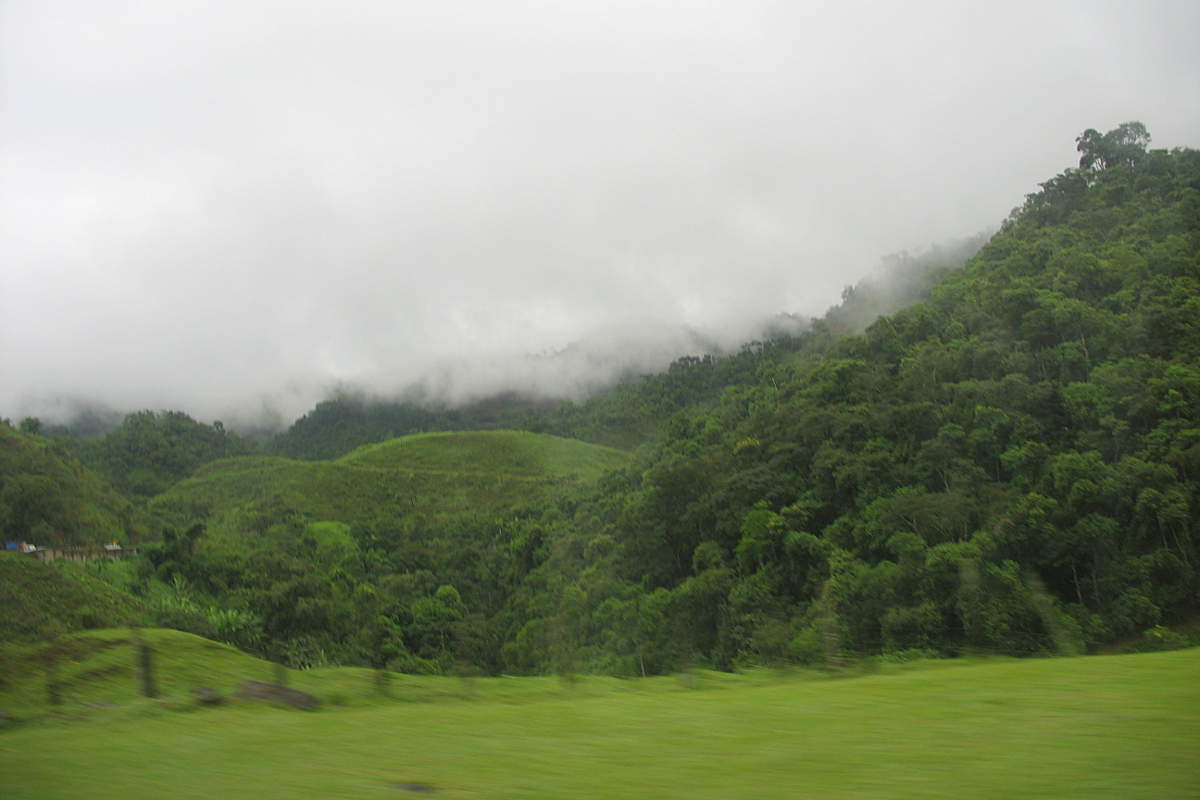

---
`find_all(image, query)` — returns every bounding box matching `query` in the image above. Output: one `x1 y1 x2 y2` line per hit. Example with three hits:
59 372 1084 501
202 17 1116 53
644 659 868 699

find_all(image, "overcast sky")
2 0 1198 425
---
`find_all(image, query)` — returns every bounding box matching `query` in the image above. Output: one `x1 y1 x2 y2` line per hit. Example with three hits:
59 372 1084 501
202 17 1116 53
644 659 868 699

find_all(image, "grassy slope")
0 554 142 643
0 627 660 720
0 635 1197 799
0 629 287 719
149 430 630 529
340 431 628 480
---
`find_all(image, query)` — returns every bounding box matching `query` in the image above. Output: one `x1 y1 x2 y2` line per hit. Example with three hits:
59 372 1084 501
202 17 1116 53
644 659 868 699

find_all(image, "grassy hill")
119 432 633 672
0 633 1196 799
0 553 143 643
0 628 260 718
149 430 630 530
340 431 627 479
0 626 632 722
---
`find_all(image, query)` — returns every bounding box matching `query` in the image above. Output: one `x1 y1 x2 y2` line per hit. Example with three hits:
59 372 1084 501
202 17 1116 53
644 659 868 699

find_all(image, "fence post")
46 660 61 707
131 627 158 698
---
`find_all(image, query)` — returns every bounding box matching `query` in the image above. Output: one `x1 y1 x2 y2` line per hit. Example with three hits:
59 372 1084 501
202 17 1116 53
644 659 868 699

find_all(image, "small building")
30 543 137 563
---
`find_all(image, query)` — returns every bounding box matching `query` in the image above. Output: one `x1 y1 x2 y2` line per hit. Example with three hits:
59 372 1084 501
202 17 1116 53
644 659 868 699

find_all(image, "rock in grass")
194 687 223 706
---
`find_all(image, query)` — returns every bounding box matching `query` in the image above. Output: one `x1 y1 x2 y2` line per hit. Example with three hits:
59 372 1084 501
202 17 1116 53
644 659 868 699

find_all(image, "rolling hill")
148 430 630 531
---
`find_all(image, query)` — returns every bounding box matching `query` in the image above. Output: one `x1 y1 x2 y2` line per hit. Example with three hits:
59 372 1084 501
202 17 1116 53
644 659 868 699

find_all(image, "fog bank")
3 1 1198 425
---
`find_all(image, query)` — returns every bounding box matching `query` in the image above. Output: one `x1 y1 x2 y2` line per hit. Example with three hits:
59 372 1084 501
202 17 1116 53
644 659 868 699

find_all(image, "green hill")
340 430 629 478
0 553 143 643
0 424 133 546
149 430 630 530
511 124 1200 672
122 431 632 671
0 628 272 719
75 410 260 498
0 625 632 722
267 392 570 460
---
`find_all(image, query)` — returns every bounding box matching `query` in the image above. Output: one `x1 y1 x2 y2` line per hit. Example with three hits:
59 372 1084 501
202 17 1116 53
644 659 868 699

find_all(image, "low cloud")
2 0 1198 425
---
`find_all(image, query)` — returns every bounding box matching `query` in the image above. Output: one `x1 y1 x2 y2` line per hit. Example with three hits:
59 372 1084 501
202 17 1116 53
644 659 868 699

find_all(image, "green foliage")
0 425 132 545
149 430 628 531
127 431 630 669
0 553 142 642
504 123 1200 672
78 410 259 497
267 395 465 460
1076 121 1151 171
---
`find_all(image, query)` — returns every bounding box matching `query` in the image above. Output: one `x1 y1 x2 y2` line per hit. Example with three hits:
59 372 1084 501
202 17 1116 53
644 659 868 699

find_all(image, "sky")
2 0 1198 426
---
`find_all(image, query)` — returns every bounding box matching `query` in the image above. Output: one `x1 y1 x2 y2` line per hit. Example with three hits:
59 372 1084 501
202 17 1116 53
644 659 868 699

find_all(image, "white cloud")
2 0 1198 423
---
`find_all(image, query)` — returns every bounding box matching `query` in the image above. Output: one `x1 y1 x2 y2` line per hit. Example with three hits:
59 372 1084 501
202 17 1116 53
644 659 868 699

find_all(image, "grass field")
1 631 1197 799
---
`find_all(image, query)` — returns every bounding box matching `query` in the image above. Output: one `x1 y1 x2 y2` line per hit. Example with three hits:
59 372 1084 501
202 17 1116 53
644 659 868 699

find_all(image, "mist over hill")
20 235 985 438
4 2 1197 426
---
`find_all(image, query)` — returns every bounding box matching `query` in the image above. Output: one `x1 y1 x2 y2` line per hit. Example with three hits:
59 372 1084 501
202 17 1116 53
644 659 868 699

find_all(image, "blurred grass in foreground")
0 631 1197 799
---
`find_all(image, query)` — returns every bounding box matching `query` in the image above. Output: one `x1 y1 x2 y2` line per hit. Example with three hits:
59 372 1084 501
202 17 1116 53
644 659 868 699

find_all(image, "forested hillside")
76 410 260 498
114 431 631 670
0 424 133 546
3 124 1196 675
513 123 1200 673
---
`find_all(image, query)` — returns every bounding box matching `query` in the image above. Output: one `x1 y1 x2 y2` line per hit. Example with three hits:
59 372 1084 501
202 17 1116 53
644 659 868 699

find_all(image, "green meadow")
2 630 1197 799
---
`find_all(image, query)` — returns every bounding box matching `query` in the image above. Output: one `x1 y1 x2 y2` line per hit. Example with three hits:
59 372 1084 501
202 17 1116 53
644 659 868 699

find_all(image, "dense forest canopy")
2 124 1197 673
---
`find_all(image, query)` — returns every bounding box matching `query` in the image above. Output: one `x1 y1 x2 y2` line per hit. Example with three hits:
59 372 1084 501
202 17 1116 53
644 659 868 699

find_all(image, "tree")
0 474 63 541
1076 122 1151 171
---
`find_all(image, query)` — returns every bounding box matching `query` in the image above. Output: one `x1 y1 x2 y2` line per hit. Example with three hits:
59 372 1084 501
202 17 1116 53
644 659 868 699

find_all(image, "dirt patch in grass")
390 782 436 793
